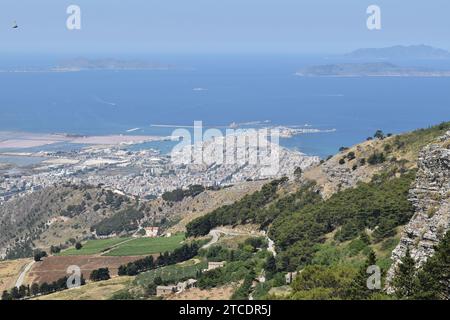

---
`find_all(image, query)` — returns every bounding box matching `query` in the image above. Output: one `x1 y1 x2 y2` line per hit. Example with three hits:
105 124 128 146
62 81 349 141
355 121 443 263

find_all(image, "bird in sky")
12 21 18 29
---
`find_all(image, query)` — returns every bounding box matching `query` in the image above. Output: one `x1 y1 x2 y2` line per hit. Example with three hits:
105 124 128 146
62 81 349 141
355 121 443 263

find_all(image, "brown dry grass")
303 135 419 199
33 276 133 300
0 258 32 292
166 283 239 300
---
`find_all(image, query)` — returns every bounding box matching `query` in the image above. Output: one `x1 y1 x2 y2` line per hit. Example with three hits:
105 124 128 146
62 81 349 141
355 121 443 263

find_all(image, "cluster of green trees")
118 243 200 276
200 245 254 263
162 185 205 202
197 259 256 290
2 275 86 300
186 178 289 237
200 240 268 263
50 245 61 254
270 172 415 271
62 203 85 218
231 271 256 300
90 268 110 282
392 231 450 300
103 190 128 209
289 249 389 300
367 152 386 165
91 207 144 236
33 249 48 262
196 244 270 293
189 171 415 275
4 241 34 260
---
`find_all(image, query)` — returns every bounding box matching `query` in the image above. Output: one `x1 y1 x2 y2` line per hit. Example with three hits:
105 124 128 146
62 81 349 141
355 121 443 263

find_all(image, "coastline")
0 131 175 150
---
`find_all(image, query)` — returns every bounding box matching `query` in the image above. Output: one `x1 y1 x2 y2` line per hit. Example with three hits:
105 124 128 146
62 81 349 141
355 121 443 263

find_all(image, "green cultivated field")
59 237 131 256
104 233 186 256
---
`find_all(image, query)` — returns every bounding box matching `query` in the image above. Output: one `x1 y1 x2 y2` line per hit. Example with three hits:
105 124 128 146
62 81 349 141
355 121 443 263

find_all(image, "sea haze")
0 54 449 158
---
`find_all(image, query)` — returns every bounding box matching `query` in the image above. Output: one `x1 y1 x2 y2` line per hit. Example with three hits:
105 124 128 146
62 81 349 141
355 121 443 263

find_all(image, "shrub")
347 152 356 161
90 268 110 282
33 250 47 262
368 152 386 165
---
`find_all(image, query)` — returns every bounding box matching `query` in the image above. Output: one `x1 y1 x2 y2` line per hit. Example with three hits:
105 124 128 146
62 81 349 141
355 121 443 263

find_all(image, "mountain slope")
386 130 450 289
184 121 450 299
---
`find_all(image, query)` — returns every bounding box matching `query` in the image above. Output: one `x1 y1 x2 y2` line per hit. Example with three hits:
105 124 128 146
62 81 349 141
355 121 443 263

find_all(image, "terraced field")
104 233 185 256
27 256 141 284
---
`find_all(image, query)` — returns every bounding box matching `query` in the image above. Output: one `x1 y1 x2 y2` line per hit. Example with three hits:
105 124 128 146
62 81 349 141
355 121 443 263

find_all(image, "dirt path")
15 261 35 288
99 237 135 256
202 230 221 249
202 228 257 249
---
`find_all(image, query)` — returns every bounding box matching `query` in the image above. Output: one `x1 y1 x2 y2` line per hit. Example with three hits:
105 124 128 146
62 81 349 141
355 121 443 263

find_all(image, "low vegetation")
162 185 205 202
117 242 200 277
186 178 288 237
91 207 144 237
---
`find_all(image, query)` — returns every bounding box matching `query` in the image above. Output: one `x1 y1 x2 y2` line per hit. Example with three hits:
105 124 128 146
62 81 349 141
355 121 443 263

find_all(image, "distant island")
53 58 175 72
296 62 450 77
344 45 450 60
0 58 175 73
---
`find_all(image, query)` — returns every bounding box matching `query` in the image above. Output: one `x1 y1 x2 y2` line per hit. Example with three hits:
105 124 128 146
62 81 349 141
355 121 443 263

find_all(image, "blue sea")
0 54 449 158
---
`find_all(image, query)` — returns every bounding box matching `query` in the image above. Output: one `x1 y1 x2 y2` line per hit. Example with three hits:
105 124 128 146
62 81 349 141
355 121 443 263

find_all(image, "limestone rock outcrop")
386 131 450 290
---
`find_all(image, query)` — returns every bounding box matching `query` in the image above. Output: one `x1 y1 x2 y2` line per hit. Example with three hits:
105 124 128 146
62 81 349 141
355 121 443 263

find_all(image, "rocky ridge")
386 131 450 289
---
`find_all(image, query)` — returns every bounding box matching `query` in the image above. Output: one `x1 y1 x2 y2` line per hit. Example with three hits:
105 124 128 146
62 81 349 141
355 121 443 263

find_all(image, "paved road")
267 237 276 257
202 230 221 249
202 229 248 249
15 261 35 288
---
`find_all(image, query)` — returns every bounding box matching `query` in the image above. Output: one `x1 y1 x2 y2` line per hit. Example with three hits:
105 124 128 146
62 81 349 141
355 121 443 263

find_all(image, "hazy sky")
1 0 449 54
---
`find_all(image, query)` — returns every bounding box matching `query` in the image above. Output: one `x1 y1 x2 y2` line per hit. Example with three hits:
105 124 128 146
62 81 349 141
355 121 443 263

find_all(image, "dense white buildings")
0 131 320 204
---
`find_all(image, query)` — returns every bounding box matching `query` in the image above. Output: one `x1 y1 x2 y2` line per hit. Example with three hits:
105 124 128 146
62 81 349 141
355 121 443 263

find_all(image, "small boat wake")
94 96 117 107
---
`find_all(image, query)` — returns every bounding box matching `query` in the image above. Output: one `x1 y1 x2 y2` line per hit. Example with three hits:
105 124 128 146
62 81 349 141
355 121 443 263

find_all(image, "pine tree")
1 290 12 301
359 231 371 245
30 283 40 296
265 255 277 280
348 250 378 300
414 231 450 300
392 248 416 299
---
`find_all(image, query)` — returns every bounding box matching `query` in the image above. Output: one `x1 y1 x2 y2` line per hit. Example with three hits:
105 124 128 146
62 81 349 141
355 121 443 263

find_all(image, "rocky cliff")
386 131 450 289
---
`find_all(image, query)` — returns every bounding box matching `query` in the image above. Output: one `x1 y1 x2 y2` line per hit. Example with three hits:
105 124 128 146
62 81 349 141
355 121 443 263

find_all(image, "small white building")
176 279 197 292
203 261 226 272
144 227 159 238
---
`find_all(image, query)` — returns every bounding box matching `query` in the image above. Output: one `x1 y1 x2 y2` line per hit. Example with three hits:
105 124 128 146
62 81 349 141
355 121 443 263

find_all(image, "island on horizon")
296 62 450 77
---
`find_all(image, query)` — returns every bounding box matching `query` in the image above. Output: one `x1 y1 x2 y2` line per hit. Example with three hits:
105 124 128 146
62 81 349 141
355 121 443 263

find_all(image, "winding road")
15 261 35 288
202 229 250 249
